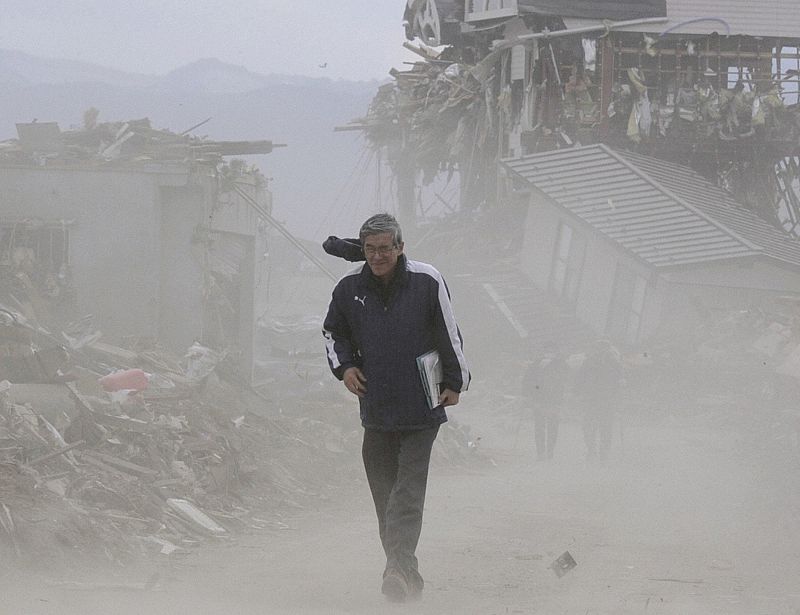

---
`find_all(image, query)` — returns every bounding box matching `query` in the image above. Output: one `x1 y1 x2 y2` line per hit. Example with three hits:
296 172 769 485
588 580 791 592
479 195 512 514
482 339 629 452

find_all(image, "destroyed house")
502 144 800 347
0 119 280 382
394 1 800 232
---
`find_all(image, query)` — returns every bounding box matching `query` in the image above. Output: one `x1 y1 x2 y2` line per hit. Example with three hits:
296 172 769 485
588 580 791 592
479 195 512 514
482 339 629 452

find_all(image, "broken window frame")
626 274 648 345
605 263 648 345
549 220 585 307
464 0 520 24
0 218 73 287
601 32 799 137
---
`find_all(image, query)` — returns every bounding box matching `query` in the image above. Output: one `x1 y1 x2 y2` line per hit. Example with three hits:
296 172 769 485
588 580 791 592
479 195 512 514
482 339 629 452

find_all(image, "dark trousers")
583 408 613 460
534 405 559 459
362 426 439 584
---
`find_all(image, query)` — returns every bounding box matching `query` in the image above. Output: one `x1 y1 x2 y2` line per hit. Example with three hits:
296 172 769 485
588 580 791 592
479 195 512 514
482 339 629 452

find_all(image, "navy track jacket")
323 254 470 431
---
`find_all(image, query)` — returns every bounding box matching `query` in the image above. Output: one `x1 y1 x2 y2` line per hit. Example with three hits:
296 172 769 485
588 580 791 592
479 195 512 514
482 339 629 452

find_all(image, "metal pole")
499 17 669 49
231 184 338 282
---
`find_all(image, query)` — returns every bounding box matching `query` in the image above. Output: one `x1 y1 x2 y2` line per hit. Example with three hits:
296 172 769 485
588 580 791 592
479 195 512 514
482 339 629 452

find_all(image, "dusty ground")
4 395 800 615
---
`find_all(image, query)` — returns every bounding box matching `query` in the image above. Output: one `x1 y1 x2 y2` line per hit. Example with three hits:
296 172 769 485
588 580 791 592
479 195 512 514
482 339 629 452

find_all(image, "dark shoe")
406 569 424 601
381 568 408 603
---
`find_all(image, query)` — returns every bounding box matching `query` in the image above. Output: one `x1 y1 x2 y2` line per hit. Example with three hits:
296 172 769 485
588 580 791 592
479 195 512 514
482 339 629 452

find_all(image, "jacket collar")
360 253 408 291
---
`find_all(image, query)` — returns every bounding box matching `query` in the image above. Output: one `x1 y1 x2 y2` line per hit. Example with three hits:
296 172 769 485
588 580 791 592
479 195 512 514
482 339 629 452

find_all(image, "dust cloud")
2 7 800 615
4 238 800 614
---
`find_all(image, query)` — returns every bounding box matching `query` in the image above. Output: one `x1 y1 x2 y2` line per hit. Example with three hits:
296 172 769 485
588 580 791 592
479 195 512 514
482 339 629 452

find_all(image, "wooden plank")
87 341 138 365
166 498 227 535
82 451 159 478
66 384 153 434
80 454 137 480
25 440 86 467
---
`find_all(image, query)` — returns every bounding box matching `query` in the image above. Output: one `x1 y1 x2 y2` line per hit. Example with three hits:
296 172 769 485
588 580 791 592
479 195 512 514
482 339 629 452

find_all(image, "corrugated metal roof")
615 150 800 267
564 0 800 39
502 144 800 269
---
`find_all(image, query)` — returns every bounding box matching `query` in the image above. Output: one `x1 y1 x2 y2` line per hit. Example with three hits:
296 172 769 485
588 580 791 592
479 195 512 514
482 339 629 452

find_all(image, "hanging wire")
313 138 373 238
658 18 731 39
312 141 366 237
376 147 382 207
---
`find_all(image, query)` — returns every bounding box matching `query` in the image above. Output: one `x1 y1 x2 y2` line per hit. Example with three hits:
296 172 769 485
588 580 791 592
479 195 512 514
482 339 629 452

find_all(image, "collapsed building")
391 0 800 230
0 113 478 571
0 116 284 383
329 2 800 423
349 2 800 354
0 115 293 568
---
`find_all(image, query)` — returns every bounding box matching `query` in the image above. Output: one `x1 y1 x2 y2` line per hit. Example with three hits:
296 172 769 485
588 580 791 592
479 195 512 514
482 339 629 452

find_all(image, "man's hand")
438 388 460 407
343 367 367 397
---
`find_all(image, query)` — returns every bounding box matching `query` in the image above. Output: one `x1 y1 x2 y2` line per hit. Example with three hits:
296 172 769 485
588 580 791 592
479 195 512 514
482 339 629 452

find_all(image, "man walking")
577 339 623 463
323 213 470 602
524 343 569 461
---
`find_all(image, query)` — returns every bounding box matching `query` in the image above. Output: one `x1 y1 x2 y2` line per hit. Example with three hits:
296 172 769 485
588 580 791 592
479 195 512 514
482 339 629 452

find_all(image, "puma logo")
354 295 366 306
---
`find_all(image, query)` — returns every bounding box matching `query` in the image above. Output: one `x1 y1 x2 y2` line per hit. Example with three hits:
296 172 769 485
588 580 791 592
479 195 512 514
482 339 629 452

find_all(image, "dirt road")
6 400 800 614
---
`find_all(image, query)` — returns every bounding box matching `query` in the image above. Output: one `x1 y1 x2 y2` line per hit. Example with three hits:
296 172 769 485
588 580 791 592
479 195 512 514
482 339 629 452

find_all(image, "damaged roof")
1 118 282 169
567 0 800 38
502 144 800 269
518 0 666 21
406 0 665 43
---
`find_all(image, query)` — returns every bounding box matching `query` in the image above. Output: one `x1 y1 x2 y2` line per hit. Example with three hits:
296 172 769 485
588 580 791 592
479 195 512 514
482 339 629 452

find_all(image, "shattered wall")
158 184 207 353
518 192 560 290
156 173 267 382
519 189 654 343
0 165 180 337
518 182 800 346
0 163 269 381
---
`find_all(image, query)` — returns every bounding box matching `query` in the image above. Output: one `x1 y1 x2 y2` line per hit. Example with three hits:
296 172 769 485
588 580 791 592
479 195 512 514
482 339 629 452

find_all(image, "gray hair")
359 213 403 246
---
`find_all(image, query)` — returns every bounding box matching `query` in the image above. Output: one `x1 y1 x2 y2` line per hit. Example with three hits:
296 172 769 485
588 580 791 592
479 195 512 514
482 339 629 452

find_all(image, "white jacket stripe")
407 260 470 390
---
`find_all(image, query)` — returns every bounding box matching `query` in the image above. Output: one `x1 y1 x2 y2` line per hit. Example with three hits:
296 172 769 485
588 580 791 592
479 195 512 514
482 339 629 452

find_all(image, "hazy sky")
1 1 414 81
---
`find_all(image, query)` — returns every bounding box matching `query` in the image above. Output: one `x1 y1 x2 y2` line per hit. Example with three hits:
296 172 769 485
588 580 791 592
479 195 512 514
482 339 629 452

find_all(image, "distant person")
576 339 623 462
524 344 569 460
322 213 470 603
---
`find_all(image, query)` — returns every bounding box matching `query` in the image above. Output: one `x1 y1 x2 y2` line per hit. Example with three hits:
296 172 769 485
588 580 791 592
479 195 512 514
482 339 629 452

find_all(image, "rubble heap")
348 44 503 212
0 305 479 572
1 113 282 168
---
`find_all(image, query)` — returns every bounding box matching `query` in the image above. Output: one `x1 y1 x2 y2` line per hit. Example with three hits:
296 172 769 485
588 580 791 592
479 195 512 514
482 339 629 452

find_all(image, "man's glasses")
364 245 397 257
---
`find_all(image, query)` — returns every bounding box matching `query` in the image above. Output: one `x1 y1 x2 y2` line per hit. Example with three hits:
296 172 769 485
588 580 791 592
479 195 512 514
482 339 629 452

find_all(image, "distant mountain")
0 48 156 88
0 50 382 239
0 50 377 94
159 58 273 94
155 57 379 95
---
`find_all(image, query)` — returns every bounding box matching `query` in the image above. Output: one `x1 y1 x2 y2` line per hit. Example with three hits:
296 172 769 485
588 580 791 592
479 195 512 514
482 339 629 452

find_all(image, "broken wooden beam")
25 440 86 467
82 451 159 479
190 140 286 156
166 498 227 535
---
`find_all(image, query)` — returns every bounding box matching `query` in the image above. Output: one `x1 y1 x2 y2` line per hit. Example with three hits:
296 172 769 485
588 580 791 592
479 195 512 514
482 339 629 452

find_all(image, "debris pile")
378 57 488 183
361 6 800 233
0 336 279 569
0 301 479 572
1 114 283 168
348 44 501 210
